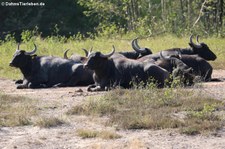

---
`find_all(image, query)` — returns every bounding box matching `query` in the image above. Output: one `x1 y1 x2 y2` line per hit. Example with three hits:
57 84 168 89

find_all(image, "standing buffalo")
10 44 94 89
84 46 169 91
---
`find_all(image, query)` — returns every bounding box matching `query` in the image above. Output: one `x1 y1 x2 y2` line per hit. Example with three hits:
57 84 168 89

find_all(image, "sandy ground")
0 70 225 149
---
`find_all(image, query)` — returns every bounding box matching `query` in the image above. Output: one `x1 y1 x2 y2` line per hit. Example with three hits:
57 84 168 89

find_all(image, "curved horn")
132 38 146 54
134 38 141 49
89 47 93 54
100 46 115 58
85 47 93 57
196 35 200 44
64 49 70 59
190 35 202 48
132 38 140 52
16 43 20 52
25 44 37 55
189 35 194 45
82 48 88 57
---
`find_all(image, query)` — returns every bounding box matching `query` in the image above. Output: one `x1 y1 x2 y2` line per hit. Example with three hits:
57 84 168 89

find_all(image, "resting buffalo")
154 51 212 82
118 38 152 59
155 51 195 85
137 35 217 62
64 48 91 63
10 44 94 89
178 55 213 81
84 46 169 91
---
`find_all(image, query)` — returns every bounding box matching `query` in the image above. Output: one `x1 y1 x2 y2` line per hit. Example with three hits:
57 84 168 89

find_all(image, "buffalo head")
9 43 37 68
84 46 115 70
189 35 217 61
64 47 92 59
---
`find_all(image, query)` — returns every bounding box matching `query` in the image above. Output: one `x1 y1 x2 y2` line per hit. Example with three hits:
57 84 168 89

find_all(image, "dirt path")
0 70 225 149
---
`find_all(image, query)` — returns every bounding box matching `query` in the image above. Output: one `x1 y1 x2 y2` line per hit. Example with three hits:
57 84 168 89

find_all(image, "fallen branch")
192 0 208 28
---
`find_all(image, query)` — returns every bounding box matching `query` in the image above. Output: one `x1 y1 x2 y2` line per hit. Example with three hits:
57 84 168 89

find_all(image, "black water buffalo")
178 55 213 81
155 52 195 85
118 38 152 59
84 46 169 91
64 48 91 63
153 51 212 82
136 35 217 62
10 44 94 89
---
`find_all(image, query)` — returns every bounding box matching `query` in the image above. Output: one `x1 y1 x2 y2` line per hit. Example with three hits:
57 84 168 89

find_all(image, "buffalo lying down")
84 46 169 91
64 48 91 63
10 44 93 89
137 35 217 62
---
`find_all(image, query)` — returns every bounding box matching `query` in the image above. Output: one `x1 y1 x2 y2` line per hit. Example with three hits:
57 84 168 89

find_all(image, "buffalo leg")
28 82 47 88
15 79 23 84
88 85 105 92
87 84 96 91
16 79 29 89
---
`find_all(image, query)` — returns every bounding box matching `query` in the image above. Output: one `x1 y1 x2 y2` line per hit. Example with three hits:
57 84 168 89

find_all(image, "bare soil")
0 70 225 149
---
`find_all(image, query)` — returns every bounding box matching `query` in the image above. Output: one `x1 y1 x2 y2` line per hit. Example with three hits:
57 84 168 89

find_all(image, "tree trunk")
219 0 224 27
180 0 185 24
161 0 164 20
187 0 191 29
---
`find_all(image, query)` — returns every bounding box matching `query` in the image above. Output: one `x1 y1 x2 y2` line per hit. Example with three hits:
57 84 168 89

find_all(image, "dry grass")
0 93 37 127
76 129 121 139
68 87 225 135
34 116 65 128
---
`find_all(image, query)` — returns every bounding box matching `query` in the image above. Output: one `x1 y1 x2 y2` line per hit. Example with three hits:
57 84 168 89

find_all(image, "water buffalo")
10 44 94 89
155 51 195 86
84 46 169 91
136 35 217 62
119 38 152 59
178 55 213 82
64 48 91 63
153 51 212 82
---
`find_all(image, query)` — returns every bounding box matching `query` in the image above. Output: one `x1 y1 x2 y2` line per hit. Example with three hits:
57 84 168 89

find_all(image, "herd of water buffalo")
9 35 217 91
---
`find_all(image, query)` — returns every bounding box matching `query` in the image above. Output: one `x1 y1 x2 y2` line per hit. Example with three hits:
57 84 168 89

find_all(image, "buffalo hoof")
28 83 47 88
16 85 28 89
87 87 93 92
53 83 67 88
87 86 104 92
15 79 23 84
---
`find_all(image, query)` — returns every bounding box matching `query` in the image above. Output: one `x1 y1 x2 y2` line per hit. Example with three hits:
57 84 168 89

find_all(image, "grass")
0 93 37 127
67 87 225 135
34 116 65 128
0 92 65 128
0 34 225 79
76 129 121 139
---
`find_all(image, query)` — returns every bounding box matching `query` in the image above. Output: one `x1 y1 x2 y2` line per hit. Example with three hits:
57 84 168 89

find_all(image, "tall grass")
0 34 224 79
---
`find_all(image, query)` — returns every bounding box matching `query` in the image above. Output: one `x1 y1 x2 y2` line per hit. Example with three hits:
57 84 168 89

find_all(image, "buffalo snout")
9 62 14 67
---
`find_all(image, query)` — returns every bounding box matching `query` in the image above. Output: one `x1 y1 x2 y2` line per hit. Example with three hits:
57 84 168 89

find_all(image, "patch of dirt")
0 70 225 149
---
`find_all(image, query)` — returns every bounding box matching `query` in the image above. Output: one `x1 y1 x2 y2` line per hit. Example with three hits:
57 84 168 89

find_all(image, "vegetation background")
0 0 224 40
0 0 225 79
